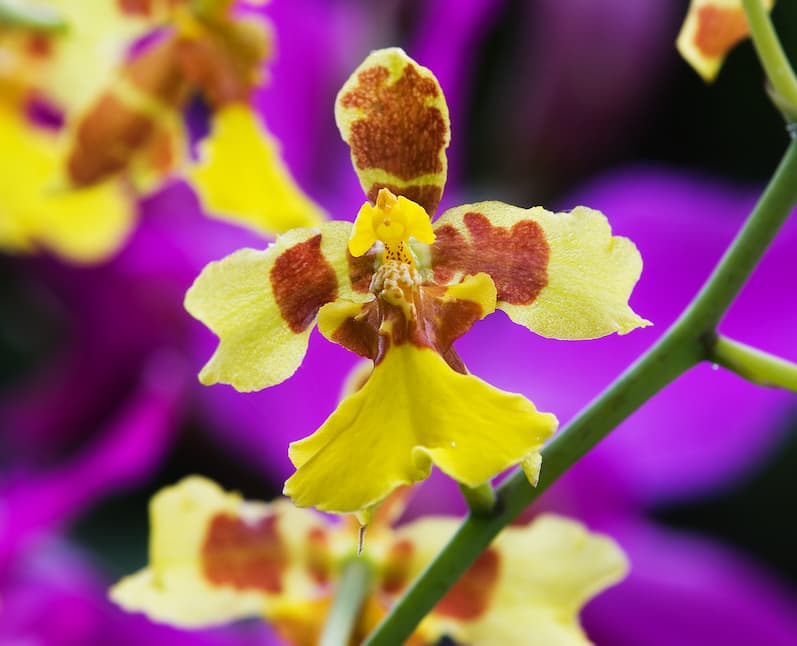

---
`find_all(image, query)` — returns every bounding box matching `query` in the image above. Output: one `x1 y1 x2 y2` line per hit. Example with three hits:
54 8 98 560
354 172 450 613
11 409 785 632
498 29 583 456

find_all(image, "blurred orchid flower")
677 0 775 82
0 0 323 263
111 476 627 646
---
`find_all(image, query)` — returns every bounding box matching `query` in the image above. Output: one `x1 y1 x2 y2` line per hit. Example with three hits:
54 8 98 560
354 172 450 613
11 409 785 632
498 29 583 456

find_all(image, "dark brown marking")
341 63 447 213
330 274 484 372
176 19 269 107
366 183 442 218
66 36 186 186
694 5 749 58
26 34 52 58
202 513 287 593
331 303 382 360
429 291 485 353
434 548 500 620
67 95 153 185
432 212 549 305
381 539 414 594
270 235 338 333
347 248 376 293
116 0 152 15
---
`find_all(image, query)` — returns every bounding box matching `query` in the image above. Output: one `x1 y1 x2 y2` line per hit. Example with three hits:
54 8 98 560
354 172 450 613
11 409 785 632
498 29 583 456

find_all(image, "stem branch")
459 482 497 516
710 334 797 392
742 0 797 119
319 557 373 646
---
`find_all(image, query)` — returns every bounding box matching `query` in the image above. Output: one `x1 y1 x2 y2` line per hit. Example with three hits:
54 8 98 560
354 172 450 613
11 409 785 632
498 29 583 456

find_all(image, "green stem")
363 138 797 646
710 334 797 393
0 0 67 32
459 482 497 516
319 557 373 646
742 0 797 120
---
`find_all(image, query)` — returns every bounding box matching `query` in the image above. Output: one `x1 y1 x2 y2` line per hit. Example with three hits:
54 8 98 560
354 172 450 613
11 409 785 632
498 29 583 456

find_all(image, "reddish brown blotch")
434 548 500 621
694 5 750 57
270 235 339 333
202 513 287 593
433 212 549 305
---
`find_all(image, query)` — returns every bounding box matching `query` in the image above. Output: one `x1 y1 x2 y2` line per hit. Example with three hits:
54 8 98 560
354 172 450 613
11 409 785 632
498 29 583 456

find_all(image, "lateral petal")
185 222 358 392
431 202 650 339
110 476 330 628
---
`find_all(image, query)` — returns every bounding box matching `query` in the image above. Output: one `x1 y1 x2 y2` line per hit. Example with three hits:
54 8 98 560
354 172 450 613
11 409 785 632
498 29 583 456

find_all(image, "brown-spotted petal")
431 202 651 340
389 514 628 646
110 476 333 627
185 221 365 393
335 47 451 216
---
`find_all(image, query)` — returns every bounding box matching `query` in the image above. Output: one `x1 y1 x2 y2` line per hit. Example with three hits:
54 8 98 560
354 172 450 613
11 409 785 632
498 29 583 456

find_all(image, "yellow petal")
398 195 435 244
431 202 650 340
189 104 326 235
284 344 557 514
335 47 450 216
348 201 378 256
0 106 134 263
110 476 330 628
185 221 358 392
676 0 775 82
394 514 628 646
32 181 135 263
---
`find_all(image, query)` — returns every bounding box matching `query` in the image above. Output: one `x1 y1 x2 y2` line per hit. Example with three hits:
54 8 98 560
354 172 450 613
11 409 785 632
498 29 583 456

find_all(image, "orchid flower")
111 476 627 646
186 47 650 519
0 0 322 263
677 0 775 81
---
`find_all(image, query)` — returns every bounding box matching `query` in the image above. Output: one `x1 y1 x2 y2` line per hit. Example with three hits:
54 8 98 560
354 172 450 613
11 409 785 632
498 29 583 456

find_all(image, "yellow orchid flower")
58 0 324 232
186 48 650 518
0 0 322 263
677 0 776 82
111 476 629 646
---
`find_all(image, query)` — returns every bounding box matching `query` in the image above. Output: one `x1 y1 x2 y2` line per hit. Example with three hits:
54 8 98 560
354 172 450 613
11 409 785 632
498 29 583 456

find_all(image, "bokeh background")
1 0 796 644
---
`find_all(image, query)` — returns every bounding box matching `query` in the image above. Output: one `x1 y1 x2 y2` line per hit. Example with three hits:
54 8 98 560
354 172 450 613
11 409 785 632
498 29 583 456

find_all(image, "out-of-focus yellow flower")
676 0 776 82
186 48 650 519
0 0 322 262
111 476 629 646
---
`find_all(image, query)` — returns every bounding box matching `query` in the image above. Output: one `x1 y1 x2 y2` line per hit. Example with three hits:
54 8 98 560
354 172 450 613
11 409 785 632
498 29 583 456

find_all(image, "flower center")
348 188 435 266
